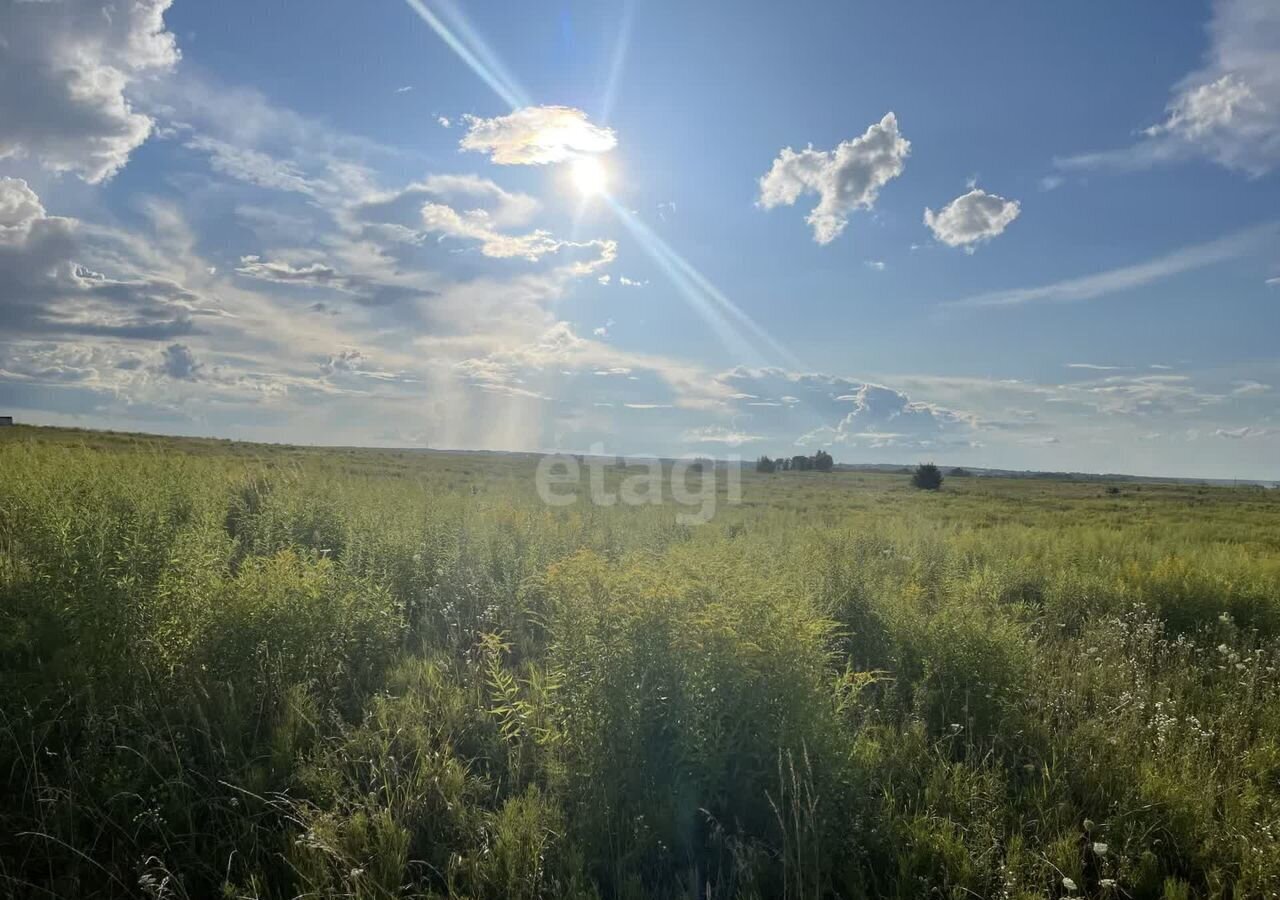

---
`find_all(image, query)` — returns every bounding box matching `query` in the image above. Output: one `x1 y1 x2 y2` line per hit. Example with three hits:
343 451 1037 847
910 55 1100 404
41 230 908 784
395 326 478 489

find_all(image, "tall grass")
1 433 1279 898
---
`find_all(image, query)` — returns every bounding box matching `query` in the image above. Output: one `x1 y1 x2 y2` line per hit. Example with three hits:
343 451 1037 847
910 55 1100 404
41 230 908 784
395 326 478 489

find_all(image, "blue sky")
2 0 1279 478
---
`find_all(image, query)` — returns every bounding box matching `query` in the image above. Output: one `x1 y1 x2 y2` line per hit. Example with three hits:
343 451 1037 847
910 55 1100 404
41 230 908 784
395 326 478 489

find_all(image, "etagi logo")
534 443 741 525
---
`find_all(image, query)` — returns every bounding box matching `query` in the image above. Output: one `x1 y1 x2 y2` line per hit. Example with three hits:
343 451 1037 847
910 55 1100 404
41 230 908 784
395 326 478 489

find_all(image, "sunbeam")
606 197 778 368
401 0 530 110
605 198 806 370
599 0 636 125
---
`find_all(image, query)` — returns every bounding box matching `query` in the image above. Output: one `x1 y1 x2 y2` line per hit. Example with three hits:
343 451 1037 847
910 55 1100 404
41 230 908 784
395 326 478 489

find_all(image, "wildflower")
1083 818 1095 832
1100 879 1117 890
1063 876 1078 892
1092 841 1108 855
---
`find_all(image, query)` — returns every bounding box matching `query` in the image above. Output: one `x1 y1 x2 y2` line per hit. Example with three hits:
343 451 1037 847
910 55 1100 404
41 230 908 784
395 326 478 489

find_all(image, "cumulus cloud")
156 343 201 380
459 106 617 165
320 349 365 375
757 113 910 244
0 0 179 182
924 188 1021 251
418 203 558 260
814 382 974 447
715 368 976 450
0 178 205 339
1058 0 1280 175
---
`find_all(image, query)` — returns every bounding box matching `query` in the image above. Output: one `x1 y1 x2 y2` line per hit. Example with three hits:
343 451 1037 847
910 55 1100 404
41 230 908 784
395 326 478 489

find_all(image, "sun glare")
571 155 609 198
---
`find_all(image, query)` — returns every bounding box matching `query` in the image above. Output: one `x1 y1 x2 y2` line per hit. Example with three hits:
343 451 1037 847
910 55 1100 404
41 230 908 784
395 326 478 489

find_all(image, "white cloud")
757 112 910 244
346 174 612 267
715 368 977 451
598 275 611 286
352 174 539 229
1058 0 1280 175
682 425 762 446
235 256 344 288
618 276 647 287
1216 426 1269 439
0 178 210 340
1067 363 1128 371
924 189 1021 252
437 115 451 128
1078 374 1219 417
1232 379 1272 395
865 259 886 271
0 0 179 182
184 136 317 194
459 106 616 165
947 222 1278 309
395 85 414 94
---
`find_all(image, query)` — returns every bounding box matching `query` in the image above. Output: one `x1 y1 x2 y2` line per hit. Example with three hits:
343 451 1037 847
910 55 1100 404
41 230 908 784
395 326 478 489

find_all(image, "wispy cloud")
1056 0 1280 176
945 223 1278 310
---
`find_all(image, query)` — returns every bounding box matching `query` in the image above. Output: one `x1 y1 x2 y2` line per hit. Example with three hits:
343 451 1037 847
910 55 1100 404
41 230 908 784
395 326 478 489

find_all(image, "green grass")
2 425 1280 898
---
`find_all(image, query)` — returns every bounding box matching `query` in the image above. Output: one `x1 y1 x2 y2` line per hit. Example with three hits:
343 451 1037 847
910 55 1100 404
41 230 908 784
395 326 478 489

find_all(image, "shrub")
911 463 944 490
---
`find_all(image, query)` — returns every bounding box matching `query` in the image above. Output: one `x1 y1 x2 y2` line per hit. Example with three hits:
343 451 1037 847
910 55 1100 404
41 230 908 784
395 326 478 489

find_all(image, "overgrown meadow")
3 426 1280 899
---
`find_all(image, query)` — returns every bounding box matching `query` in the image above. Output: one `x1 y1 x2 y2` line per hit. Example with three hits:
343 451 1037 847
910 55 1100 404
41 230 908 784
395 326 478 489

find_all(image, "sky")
1 0 1279 479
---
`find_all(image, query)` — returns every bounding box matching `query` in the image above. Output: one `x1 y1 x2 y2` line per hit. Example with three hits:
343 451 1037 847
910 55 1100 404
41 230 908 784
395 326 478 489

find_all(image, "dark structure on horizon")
0 416 13 427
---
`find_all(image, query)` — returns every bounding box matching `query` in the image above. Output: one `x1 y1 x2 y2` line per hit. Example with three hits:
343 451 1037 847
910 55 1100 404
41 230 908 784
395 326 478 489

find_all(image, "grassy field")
2 425 1280 899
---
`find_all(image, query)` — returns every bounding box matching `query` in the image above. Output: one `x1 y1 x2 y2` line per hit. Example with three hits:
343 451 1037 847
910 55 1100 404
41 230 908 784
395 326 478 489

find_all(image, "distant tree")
948 467 971 477
756 455 776 473
911 462 943 491
792 454 813 472
813 449 834 472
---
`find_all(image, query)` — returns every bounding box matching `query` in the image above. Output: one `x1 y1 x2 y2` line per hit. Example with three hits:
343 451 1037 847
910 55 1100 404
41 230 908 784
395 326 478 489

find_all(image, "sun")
570 155 609 198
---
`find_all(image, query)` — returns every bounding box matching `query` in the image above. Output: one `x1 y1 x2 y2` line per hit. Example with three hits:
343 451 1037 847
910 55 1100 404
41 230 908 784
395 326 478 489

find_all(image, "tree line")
755 450 833 473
